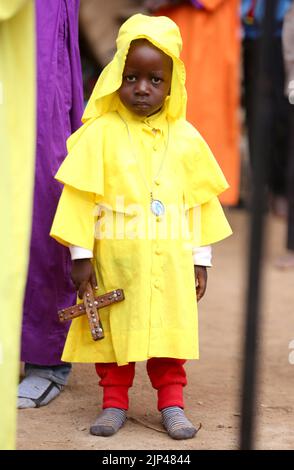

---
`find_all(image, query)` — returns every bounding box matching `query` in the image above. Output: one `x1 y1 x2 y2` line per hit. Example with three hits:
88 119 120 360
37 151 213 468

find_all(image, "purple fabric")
21 0 83 365
189 0 204 9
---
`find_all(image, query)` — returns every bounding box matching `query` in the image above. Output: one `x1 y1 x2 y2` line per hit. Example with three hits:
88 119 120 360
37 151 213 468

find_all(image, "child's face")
119 39 173 117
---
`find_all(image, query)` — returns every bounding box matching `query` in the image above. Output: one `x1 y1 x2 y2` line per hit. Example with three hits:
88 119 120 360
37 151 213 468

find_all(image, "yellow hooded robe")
0 0 35 449
50 14 232 366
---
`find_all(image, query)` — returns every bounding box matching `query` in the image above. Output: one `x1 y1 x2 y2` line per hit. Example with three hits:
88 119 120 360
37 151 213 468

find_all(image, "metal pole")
240 0 278 450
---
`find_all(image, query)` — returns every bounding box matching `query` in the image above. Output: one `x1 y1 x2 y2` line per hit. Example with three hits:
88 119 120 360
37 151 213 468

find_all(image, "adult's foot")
269 194 288 219
17 363 71 408
274 251 294 270
18 375 62 408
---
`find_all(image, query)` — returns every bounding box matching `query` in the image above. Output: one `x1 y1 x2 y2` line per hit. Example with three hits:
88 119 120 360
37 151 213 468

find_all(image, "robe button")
154 281 160 289
154 179 160 186
155 248 162 255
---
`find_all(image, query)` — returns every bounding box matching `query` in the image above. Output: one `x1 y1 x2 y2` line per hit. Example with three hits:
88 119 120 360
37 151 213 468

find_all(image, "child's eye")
151 77 162 85
125 75 137 82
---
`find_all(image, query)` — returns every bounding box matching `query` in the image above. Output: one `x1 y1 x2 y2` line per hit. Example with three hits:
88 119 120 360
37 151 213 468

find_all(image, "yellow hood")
82 13 187 122
54 14 230 214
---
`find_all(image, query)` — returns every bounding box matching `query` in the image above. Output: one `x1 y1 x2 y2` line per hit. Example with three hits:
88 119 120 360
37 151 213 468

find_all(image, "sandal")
18 375 63 409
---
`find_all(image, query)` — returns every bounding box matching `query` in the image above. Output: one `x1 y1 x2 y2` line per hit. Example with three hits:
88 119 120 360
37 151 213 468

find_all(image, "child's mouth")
133 101 150 109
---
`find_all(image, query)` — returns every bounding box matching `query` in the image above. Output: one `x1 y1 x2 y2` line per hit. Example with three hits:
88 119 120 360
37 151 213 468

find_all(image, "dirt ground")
16 209 294 450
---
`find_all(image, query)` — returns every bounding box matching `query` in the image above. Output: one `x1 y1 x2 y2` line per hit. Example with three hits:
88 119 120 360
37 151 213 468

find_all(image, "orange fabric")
157 1 241 205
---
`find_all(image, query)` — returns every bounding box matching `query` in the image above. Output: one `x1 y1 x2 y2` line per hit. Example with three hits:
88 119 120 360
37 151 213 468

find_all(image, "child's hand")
71 259 98 299
194 265 207 302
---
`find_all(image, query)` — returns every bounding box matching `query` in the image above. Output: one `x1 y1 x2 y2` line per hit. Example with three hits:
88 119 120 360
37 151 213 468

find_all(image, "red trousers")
95 358 187 411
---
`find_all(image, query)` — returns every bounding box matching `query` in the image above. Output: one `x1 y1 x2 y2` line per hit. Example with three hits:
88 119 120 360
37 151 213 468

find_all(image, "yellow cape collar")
116 97 169 131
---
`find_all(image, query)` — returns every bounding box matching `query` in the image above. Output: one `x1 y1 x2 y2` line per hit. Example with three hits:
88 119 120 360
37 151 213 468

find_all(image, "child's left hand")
194 265 207 302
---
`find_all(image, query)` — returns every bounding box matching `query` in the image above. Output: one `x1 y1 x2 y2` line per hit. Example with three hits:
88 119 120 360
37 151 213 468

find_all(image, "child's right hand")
71 259 98 299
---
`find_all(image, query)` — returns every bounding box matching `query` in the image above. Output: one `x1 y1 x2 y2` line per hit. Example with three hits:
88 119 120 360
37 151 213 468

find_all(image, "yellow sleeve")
50 185 97 250
55 117 104 196
182 125 229 209
187 196 232 247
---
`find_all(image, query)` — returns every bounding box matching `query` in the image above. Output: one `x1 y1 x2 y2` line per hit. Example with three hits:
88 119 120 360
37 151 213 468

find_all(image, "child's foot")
90 407 127 437
161 406 197 440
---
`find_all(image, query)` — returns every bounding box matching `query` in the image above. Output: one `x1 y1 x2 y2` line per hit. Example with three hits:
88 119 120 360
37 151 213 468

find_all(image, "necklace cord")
117 111 170 196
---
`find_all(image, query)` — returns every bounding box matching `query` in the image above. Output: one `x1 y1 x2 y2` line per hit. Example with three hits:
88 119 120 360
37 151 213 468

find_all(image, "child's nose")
134 79 149 95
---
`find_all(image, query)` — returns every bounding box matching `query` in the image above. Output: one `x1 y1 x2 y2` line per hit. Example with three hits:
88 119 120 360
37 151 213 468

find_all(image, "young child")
50 13 232 440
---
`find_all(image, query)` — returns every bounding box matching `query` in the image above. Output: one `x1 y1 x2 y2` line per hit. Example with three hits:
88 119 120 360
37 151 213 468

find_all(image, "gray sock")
90 408 127 437
161 406 197 440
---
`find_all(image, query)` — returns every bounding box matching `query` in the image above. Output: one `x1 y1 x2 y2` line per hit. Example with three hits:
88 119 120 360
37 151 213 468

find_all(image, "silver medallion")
151 199 165 217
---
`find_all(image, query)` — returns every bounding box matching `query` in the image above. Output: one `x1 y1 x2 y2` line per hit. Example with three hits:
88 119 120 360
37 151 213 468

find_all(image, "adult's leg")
19 0 83 408
287 105 294 252
243 37 289 217
276 104 294 268
243 37 259 169
18 363 71 409
268 38 290 201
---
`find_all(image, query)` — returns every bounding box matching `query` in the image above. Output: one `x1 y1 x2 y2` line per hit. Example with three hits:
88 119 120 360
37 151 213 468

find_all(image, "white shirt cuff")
69 245 93 260
192 245 212 266
69 245 211 265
